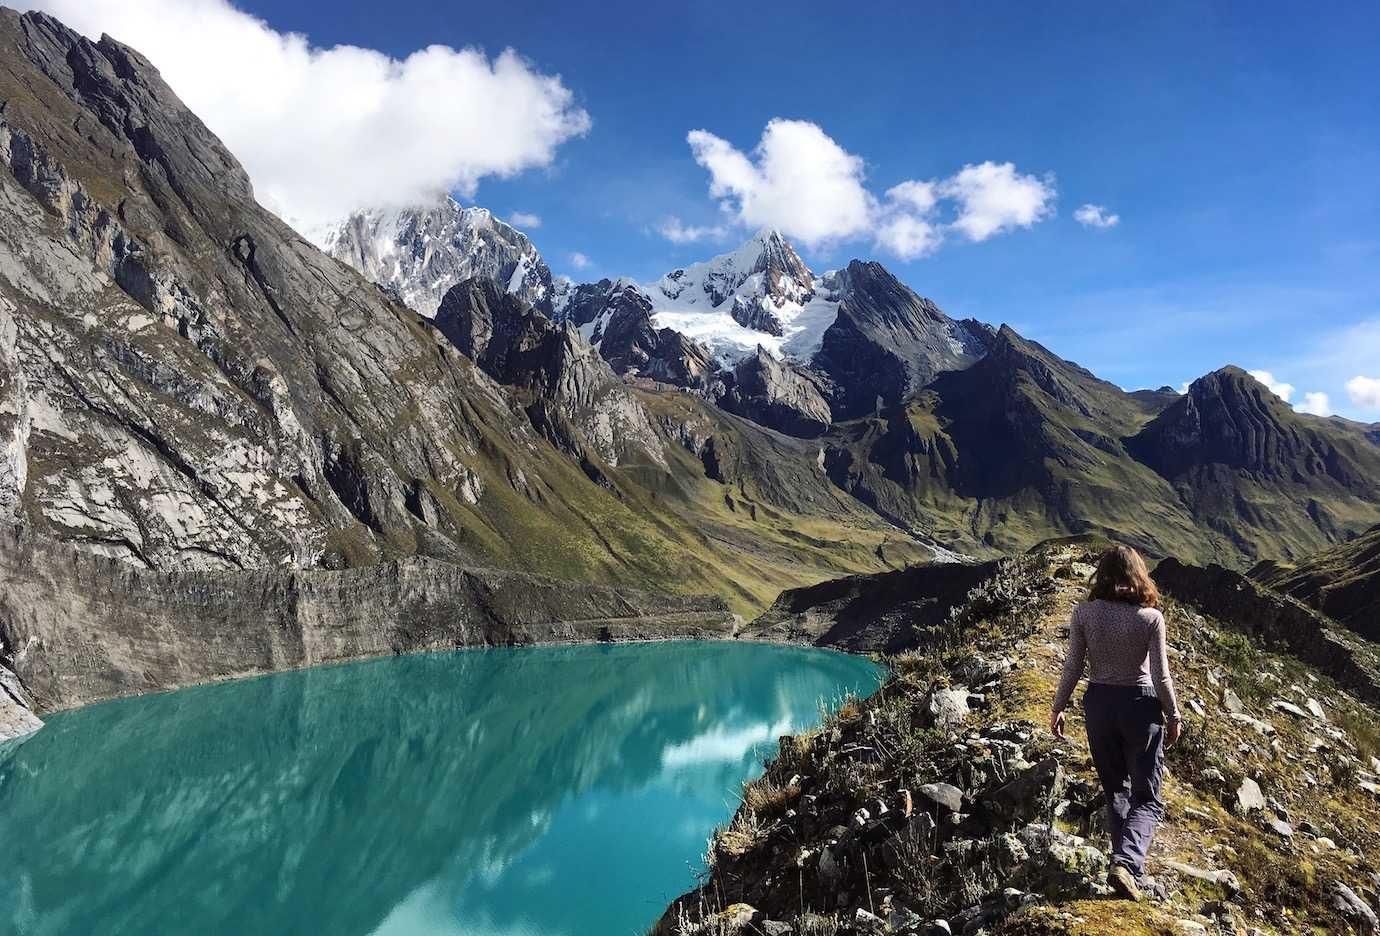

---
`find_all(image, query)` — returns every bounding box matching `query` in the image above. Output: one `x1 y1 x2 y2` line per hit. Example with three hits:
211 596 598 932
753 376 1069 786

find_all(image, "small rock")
1271 699 1309 719
1235 777 1266 814
919 782 964 813
1221 687 1245 714
818 847 842 885
1305 697 1328 721
897 788 914 817
709 903 761 929
1160 858 1241 896
761 923 793 936
1228 712 1275 735
1266 817 1294 838
1175 922 1209 935
925 686 972 729
927 921 953 936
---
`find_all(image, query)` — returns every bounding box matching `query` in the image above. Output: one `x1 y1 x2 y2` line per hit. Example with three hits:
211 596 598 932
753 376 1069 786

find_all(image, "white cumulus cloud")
19 0 591 238
939 161 1056 242
687 119 873 248
1295 391 1331 417
568 251 591 270
1347 375 1380 409
684 120 1055 259
884 179 939 214
508 211 542 229
875 214 943 261
657 216 729 244
1074 203 1120 229
1247 369 1295 403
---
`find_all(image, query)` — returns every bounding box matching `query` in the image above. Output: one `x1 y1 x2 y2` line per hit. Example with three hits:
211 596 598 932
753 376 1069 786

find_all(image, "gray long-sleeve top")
1051 599 1181 720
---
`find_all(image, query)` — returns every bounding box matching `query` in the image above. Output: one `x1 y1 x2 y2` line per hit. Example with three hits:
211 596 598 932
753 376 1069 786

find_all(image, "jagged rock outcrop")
814 260 990 418
320 197 555 317
720 346 833 438
435 278 666 469
558 278 718 389
1250 524 1380 637
0 524 732 713
0 659 42 741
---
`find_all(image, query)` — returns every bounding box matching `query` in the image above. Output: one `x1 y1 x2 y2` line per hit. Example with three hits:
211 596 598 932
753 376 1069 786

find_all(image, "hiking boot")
1108 864 1142 901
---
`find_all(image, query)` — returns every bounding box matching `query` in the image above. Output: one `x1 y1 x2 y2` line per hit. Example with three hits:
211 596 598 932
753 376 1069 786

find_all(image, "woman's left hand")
1049 709 1066 739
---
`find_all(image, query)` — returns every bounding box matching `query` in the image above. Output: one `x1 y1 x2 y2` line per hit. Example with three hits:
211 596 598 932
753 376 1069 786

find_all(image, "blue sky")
35 0 1380 419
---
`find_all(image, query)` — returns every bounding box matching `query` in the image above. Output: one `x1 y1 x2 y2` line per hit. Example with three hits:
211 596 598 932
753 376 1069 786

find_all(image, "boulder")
1328 883 1378 933
983 756 1065 822
924 686 973 730
1235 777 1266 814
919 782 964 814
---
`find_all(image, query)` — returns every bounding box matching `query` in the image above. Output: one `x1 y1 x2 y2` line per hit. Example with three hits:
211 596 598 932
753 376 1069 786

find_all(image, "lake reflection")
0 641 881 936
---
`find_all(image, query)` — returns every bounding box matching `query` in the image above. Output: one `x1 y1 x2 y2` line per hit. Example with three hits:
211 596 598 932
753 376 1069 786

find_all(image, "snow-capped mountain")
322 199 987 416
648 230 845 363
318 197 554 317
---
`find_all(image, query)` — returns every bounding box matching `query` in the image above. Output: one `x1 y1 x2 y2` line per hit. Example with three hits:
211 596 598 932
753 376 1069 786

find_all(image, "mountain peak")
320 195 555 318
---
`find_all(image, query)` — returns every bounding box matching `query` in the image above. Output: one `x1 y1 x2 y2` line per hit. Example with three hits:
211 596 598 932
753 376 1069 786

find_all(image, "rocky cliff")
0 524 733 716
720 346 834 438
815 261 990 419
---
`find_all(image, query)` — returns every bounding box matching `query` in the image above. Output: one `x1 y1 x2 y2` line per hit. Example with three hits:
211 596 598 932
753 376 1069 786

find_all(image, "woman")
1049 544 1182 902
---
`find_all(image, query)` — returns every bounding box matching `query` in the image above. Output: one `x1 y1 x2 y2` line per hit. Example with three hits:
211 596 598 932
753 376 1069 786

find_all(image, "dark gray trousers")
1082 683 1166 878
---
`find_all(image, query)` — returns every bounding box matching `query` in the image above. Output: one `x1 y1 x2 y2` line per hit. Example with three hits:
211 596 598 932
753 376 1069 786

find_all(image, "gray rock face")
1235 776 1265 814
729 293 785 336
814 261 990 419
560 278 719 390
721 346 833 438
0 10 696 579
435 279 666 470
0 12 541 569
320 197 555 318
0 660 42 741
0 524 732 713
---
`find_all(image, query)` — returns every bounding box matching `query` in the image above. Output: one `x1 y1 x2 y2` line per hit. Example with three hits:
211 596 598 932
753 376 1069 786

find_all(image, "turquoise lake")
0 641 882 936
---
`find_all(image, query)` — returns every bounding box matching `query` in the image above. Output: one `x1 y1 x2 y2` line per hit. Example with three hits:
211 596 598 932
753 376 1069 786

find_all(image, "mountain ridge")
2 6 1377 617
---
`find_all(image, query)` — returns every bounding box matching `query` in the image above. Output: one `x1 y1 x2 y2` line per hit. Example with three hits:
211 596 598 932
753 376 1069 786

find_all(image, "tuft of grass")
743 774 801 820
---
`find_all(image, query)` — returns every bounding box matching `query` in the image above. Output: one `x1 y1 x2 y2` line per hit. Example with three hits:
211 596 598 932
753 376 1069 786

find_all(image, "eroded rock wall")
0 525 733 714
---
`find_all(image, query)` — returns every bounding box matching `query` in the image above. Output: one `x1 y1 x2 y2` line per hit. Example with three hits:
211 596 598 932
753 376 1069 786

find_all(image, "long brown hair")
1088 544 1159 608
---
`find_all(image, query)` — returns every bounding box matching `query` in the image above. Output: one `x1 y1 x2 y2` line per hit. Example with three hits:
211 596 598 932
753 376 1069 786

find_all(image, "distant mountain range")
1 7 1378 626
323 195 1380 568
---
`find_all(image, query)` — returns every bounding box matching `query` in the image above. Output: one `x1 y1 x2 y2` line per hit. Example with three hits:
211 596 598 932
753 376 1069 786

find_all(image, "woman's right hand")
1165 717 1182 747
